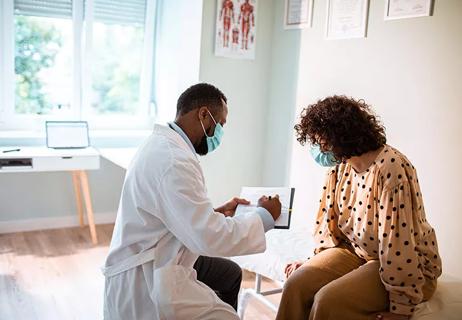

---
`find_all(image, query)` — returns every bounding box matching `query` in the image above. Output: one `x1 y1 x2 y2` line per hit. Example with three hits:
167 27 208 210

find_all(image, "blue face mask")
310 144 338 167
200 109 224 153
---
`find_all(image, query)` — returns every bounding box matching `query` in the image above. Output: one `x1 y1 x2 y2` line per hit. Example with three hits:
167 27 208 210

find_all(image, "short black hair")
176 83 227 116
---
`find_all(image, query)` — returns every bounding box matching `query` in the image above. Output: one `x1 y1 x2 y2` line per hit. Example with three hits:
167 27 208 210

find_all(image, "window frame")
0 0 157 131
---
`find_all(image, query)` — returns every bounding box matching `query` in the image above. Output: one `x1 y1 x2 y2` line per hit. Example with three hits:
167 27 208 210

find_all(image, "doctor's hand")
215 197 250 217
257 195 281 221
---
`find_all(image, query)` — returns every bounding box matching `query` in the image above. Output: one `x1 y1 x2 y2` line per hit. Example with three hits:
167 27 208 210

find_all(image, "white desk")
0 147 100 244
98 148 138 170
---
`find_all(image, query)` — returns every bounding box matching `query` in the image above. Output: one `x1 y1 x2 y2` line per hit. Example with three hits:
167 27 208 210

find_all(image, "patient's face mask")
310 144 338 167
199 109 224 155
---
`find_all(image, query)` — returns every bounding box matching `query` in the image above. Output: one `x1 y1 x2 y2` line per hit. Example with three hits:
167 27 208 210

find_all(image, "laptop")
46 121 90 149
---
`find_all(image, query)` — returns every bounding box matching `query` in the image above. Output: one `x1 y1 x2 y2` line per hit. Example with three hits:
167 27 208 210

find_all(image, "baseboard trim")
0 212 117 234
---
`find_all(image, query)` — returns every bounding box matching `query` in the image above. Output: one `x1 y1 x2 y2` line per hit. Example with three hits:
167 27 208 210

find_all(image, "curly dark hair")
294 95 387 160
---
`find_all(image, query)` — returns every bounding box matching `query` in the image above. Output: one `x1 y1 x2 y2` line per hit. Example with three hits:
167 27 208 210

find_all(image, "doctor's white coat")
103 124 268 320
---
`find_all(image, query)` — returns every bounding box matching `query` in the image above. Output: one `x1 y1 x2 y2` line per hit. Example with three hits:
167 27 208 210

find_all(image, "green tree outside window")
15 16 63 115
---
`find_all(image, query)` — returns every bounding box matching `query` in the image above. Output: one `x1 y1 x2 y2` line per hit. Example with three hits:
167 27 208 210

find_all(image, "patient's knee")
312 284 344 315
282 266 317 298
283 273 301 295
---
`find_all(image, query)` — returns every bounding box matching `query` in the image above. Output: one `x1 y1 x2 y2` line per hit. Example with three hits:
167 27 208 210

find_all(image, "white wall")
261 0 301 188
153 0 203 123
199 0 275 204
285 0 462 278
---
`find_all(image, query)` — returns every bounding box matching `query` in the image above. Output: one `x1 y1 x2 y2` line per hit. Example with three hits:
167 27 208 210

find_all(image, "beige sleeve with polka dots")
313 170 343 255
378 182 424 316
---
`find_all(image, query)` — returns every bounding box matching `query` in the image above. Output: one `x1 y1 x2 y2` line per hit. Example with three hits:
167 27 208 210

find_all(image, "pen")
2 148 21 153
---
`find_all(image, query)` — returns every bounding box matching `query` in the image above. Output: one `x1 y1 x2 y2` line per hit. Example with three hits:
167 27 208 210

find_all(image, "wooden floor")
0 224 280 320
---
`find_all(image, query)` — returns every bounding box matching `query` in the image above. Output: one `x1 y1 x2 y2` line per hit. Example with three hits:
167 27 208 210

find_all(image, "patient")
276 96 442 320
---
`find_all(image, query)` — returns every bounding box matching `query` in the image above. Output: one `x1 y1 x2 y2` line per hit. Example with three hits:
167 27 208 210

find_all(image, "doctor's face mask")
196 109 224 155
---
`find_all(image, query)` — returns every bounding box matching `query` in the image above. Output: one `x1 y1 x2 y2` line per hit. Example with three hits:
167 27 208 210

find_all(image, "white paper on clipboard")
235 187 295 229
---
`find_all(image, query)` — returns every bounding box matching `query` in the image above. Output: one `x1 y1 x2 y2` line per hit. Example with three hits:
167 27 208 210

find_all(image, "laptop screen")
46 121 90 149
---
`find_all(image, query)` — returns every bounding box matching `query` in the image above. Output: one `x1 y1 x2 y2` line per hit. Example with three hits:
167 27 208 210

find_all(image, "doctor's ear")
198 107 209 120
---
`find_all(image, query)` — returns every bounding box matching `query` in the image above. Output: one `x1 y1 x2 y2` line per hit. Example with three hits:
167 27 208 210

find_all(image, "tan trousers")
275 245 436 320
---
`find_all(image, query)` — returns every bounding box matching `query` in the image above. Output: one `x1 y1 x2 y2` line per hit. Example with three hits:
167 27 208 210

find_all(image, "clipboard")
235 187 295 229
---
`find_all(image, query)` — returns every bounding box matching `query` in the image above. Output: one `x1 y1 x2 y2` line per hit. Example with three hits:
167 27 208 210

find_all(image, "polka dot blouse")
313 145 442 316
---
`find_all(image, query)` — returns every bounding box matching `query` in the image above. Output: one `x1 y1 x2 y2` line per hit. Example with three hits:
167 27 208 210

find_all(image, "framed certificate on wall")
326 0 369 40
385 0 434 21
284 0 313 29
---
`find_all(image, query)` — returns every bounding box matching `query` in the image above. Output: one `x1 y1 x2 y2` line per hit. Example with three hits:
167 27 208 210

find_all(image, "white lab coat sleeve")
254 207 275 232
155 158 267 258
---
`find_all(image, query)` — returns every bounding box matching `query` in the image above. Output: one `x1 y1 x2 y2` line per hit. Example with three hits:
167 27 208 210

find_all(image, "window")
15 15 73 116
90 22 143 116
0 0 156 130
89 0 146 116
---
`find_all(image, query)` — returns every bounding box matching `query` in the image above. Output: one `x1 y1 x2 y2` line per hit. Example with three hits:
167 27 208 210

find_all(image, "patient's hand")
284 261 305 278
376 312 410 320
215 197 250 217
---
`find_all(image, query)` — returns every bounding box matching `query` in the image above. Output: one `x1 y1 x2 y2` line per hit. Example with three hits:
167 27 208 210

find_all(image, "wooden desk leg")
72 171 85 227
78 170 98 245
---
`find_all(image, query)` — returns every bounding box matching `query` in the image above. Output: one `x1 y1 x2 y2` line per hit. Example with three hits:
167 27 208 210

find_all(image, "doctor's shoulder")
128 135 176 177
152 133 199 170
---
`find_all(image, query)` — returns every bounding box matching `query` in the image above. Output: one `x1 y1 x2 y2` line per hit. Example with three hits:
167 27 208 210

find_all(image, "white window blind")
91 0 146 26
14 0 73 19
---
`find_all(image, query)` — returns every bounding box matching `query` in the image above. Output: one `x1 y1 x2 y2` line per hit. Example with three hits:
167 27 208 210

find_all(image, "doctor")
103 83 281 320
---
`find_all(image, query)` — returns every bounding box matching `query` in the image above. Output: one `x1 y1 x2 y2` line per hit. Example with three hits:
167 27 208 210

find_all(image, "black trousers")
193 256 243 311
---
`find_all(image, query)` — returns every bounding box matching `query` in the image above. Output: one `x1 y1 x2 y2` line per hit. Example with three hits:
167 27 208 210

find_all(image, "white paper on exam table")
235 187 295 229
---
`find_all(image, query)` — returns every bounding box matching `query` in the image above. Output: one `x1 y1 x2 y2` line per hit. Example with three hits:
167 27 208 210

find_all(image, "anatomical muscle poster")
215 0 257 60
